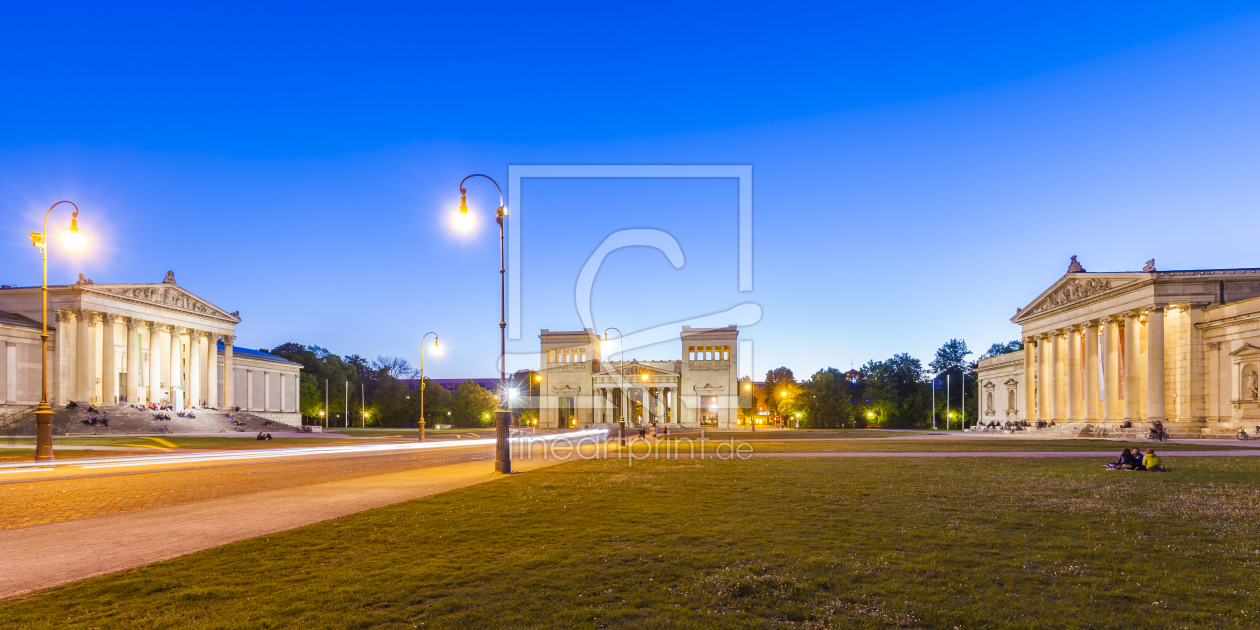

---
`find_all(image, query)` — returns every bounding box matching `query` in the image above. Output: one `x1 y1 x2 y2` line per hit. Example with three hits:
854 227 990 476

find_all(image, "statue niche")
985 391 994 415
1245 364 1259 401
1007 388 1017 412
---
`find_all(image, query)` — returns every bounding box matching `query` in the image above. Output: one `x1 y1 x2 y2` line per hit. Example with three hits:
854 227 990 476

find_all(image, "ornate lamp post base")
34 401 53 461
494 408 512 474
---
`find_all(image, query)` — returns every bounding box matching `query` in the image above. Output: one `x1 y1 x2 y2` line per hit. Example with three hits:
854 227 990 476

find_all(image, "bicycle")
1146 428 1167 443
1239 427 1258 441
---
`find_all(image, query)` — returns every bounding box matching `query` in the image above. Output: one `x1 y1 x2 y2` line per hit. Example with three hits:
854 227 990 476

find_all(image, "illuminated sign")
757 411 770 416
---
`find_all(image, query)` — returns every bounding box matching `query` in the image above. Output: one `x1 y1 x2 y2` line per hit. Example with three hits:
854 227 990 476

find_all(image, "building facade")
976 258 1260 433
0 272 301 423
537 325 740 429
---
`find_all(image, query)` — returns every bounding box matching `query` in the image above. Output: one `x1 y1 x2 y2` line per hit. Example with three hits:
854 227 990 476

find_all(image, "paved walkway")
0 453 560 599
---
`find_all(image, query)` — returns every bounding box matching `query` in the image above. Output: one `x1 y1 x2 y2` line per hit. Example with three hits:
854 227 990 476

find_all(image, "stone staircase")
969 421 1259 440
0 404 299 436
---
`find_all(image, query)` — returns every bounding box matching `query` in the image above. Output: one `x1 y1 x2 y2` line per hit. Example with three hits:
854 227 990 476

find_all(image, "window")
688 346 695 361
722 345 730 361
580 348 586 363
548 349 555 363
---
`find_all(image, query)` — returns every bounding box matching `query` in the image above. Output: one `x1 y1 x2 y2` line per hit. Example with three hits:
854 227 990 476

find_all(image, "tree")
979 340 1024 360
452 380 498 427
929 339 976 429
861 353 927 428
763 367 796 418
929 339 974 376
799 368 851 428
372 356 418 380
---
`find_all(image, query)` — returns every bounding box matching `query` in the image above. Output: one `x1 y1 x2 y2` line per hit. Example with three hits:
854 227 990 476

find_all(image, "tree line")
264 343 538 428
744 338 1023 429
266 338 1021 430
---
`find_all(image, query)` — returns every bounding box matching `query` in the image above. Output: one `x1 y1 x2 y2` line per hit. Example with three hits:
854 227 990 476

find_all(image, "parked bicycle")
1146 427 1168 442
1238 427 1260 441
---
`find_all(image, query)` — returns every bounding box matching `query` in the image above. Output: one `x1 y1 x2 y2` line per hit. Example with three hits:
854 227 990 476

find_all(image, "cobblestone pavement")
0 446 489 529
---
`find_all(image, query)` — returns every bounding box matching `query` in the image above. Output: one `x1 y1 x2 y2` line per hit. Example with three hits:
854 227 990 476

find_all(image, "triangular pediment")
1230 342 1260 357
1013 273 1138 323
85 284 240 322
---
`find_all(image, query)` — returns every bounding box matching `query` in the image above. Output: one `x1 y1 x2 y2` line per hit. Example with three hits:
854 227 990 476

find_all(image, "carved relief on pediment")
688 361 731 371
96 286 229 318
547 362 589 373
1033 278 1114 313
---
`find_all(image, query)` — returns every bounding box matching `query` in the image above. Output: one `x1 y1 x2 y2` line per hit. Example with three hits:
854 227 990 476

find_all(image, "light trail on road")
0 429 608 471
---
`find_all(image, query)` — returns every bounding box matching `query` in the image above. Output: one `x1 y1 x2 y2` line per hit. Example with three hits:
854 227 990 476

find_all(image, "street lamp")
419 332 438 442
28 200 84 461
457 174 511 474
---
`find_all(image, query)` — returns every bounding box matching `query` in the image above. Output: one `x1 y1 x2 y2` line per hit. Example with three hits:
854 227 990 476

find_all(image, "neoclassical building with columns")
0 272 300 423
976 258 1260 434
538 325 740 429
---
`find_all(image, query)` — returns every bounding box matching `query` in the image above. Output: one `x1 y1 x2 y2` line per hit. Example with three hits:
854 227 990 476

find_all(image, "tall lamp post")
28 201 85 462
458 174 511 474
419 332 438 442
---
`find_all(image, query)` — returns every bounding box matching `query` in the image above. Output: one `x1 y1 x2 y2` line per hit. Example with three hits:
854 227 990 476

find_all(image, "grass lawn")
630 438 1254 453
3 456 1260 628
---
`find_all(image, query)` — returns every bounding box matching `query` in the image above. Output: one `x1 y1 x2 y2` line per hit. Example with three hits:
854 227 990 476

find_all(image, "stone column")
75 309 90 403
1146 307 1166 423
170 326 183 398
1084 322 1099 421
125 318 139 403
263 370 271 411
673 384 681 425
1045 333 1059 420
1037 335 1050 421
1124 312 1140 421
102 314 118 405
206 334 218 408
148 322 164 404
222 335 234 409
1185 306 1206 422
1066 326 1080 421
1022 338 1035 421
187 329 201 407
1104 317 1120 420
87 312 102 404
55 310 75 406
246 368 254 411
1054 331 1067 421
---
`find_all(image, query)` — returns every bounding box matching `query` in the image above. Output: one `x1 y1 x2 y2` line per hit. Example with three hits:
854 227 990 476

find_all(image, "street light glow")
60 219 85 251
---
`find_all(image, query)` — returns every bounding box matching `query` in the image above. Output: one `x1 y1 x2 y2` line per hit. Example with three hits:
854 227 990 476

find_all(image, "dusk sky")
3 2 1260 379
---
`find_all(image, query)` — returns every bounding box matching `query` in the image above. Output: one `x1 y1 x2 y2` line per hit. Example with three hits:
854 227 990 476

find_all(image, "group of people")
255 432 274 440
80 413 108 427
176 409 197 419
153 412 172 421
980 420 1050 433
1107 448 1165 471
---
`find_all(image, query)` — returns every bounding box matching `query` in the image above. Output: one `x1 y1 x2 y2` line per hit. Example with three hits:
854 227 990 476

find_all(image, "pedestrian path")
752 450 1260 458
0 455 561 599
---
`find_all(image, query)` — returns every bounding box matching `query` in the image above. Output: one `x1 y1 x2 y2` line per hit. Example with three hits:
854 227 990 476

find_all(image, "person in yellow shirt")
1143 449 1165 472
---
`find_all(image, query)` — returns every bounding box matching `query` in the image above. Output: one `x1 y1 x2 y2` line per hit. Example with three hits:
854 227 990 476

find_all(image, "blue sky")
3 2 1260 378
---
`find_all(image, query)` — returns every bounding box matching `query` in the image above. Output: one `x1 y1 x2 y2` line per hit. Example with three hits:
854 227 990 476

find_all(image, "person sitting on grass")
1143 449 1165 472
1131 448 1147 471
257 432 267 440
1117 448 1136 470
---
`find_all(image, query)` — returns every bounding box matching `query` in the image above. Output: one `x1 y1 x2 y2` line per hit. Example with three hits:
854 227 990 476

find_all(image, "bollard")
619 418 626 446
419 419 425 443
494 408 512 474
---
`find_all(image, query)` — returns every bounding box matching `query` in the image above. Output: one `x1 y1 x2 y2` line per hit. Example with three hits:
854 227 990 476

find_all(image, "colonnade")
1023 307 1166 423
594 385 680 424
54 309 233 409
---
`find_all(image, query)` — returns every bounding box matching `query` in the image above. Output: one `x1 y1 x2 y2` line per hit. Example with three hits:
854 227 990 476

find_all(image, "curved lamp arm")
459 174 504 216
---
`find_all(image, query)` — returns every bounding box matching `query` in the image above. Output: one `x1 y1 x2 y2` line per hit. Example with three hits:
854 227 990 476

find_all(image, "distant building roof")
0 309 49 331
217 343 300 366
